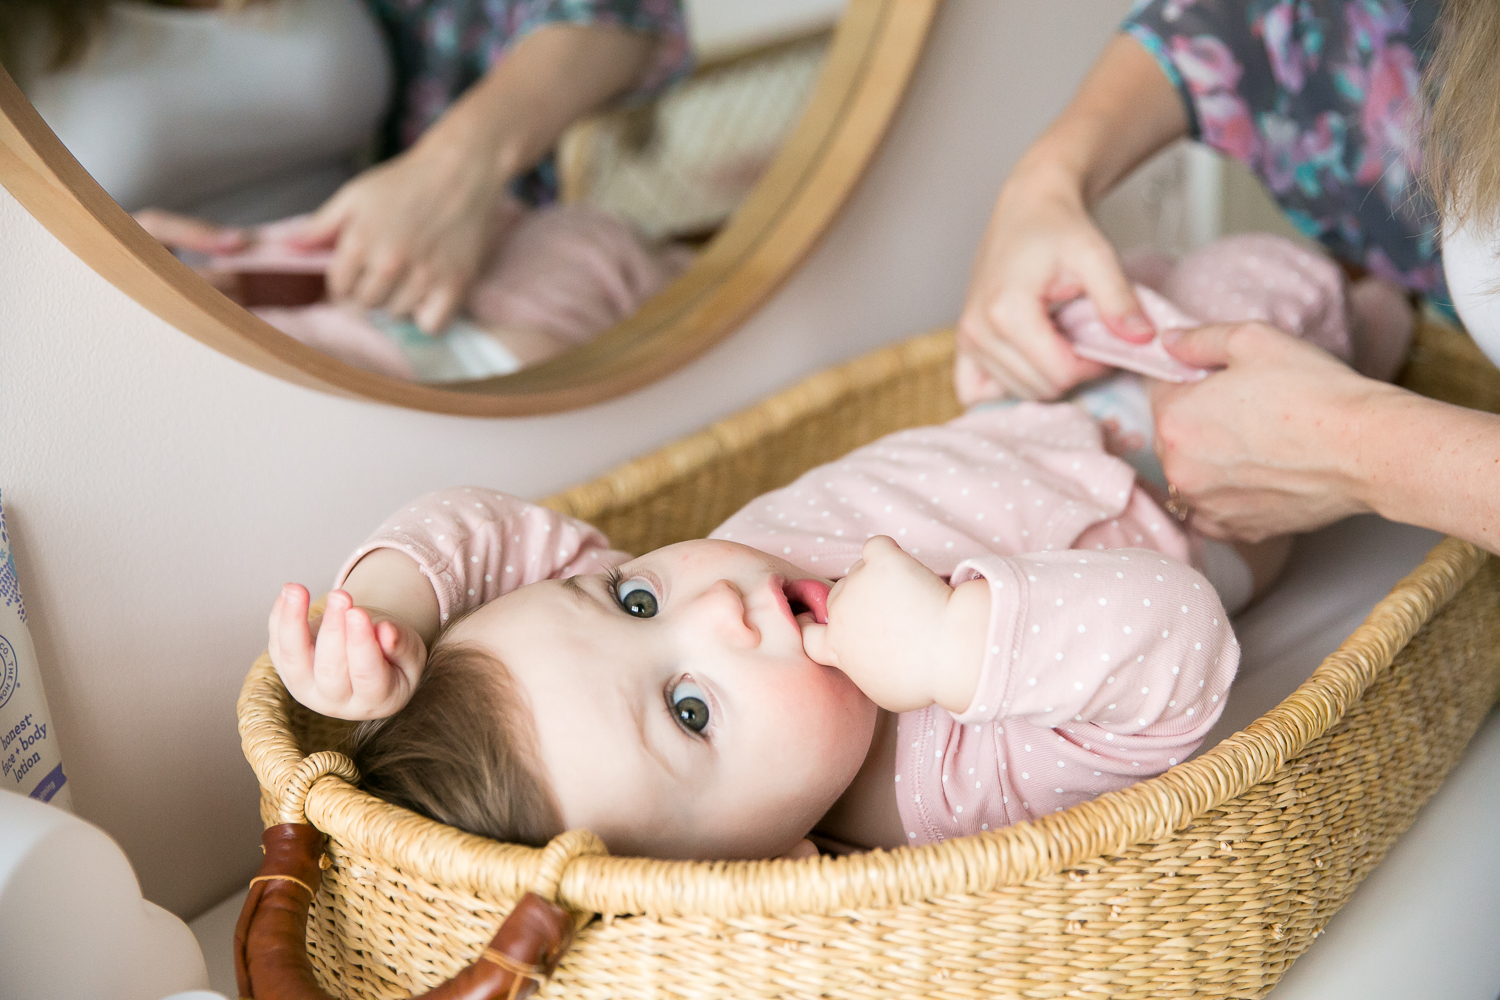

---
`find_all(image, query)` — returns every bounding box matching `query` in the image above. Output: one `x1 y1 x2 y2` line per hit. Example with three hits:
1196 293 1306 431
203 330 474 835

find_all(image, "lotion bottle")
0 490 71 809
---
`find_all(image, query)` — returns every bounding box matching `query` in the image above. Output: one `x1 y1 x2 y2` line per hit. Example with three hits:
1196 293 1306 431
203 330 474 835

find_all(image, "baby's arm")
268 550 438 720
268 487 629 719
951 548 1237 740
806 538 1237 758
802 535 990 714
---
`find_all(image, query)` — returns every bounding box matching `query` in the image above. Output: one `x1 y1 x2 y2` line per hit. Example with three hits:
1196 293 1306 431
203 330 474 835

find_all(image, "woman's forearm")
1356 391 1500 554
420 22 657 189
1011 34 1188 208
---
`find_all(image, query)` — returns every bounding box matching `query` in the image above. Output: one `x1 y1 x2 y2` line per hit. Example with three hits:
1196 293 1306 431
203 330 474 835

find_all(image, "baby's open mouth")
783 578 830 625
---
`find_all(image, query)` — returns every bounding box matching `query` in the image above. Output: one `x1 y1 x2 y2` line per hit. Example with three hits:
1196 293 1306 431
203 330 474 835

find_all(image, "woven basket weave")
239 318 1500 1000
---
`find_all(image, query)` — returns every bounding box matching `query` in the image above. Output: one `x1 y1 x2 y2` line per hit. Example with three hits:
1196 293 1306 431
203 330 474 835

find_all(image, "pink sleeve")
334 487 631 625
948 548 1238 739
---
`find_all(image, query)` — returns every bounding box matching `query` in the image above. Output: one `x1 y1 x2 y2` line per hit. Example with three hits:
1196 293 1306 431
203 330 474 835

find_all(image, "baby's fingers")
800 622 837 668
343 608 397 706
311 590 356 703
414 282 462 336
376 620 425 675
268 584 315 682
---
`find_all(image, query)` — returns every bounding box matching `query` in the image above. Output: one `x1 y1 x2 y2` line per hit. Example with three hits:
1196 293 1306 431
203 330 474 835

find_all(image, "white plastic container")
0 789 215 1000
0 491 70 810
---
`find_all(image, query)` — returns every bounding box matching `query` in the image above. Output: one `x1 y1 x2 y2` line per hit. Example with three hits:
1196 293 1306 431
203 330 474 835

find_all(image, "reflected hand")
133 208 248 255
1152 322 1396 542
268 584 428 720
292 137 510 334
956 168 1153 404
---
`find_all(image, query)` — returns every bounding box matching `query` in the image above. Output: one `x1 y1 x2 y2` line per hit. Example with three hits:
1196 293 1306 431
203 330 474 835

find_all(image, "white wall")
686 0 847 57
0 0 1135 919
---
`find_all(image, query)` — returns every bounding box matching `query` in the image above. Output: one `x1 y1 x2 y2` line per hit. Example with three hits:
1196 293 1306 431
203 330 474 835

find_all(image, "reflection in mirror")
9 0 844 385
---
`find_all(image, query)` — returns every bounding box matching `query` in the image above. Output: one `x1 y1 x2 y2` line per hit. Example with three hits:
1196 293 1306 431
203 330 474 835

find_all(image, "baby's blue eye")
670 678 709 733
616 578 659 618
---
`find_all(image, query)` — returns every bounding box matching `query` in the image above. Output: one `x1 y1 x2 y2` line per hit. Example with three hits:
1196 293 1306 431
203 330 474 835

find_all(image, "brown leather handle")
234 824 576 1000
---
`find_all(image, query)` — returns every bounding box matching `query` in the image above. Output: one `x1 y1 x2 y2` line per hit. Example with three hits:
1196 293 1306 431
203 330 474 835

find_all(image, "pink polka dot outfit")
335 401 1237 846
335 493 632 623
1060 232 1356 379
710 406 1236 843
329 232 1392 845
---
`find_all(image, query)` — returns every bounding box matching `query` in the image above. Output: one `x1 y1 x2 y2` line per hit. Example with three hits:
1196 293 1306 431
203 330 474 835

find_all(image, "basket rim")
237 536 1484 918
236 328 1492 920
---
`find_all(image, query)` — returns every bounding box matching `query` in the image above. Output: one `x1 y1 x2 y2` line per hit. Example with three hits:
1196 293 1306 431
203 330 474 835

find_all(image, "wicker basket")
239 318 1500 1000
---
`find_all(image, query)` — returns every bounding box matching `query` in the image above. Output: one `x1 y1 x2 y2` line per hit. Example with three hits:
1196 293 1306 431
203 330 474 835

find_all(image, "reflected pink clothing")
336 403 1237 846
214 204 691 380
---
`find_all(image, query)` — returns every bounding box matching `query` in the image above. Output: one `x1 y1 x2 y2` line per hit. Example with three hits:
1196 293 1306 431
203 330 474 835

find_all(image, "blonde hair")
1423 0 1500 230
346 637 563 847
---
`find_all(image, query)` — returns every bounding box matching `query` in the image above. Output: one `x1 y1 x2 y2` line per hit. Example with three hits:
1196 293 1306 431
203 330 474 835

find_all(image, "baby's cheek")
781 665 873 743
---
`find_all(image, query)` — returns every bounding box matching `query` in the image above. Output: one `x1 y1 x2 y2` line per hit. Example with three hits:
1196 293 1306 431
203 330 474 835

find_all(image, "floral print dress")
1123 0 1446 304
366 0 691 203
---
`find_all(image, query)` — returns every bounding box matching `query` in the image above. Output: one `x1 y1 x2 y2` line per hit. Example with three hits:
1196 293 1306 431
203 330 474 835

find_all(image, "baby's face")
448 539 878 859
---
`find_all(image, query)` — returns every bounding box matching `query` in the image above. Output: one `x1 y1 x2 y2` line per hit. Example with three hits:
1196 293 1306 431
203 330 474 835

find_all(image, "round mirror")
0 0 935 415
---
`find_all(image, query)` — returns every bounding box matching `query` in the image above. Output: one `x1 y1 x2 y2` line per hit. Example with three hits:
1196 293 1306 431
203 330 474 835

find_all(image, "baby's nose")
693 580 759 648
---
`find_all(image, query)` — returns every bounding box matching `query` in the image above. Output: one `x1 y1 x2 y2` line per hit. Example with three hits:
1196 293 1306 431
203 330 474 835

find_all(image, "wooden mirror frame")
0 0 937 416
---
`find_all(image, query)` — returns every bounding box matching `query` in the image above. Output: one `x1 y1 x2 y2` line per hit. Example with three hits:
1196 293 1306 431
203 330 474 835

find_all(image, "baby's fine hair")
344 637 562 847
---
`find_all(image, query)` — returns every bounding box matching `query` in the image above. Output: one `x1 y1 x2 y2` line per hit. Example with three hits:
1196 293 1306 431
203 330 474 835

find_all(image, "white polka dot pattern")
897 548 1237 844
347 399 1237 849
707 403 1228 845
711 404 1191 580
334 487 630 623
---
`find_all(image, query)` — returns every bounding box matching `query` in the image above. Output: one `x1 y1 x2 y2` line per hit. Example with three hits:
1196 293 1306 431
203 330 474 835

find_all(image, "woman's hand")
292 136 510 334
800 536 987 714
1151 322 1399 541
290 22 657 333
955 34 1187 406
134 208 248 255
268 584 428 720
956 167 1151 404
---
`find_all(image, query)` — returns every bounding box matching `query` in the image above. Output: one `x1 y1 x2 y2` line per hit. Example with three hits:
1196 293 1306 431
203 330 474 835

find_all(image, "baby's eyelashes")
669 676 710 734
606 566 661 618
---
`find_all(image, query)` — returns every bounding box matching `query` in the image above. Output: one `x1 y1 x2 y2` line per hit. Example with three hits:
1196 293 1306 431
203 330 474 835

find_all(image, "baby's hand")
801 536 987 714
267 584 428 720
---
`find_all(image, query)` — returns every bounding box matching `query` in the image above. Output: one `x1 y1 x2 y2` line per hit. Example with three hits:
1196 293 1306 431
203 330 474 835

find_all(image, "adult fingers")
1160 322 1245 369
323 227 369 303
954 352 1006 406
976 291 1108 398
134 209 248 253
350 250 410 311
384 265 434 323
290 192 351 251
1073 242 1154 343
414 282 463 335
958 306 1057 400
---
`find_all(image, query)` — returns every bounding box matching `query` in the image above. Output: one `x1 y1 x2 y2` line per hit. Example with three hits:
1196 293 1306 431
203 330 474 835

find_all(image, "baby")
266 234 1409 860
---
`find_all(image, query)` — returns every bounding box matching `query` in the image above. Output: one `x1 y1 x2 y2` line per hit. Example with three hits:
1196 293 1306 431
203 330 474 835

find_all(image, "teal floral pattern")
367 0 690 202
1123 1 1445 300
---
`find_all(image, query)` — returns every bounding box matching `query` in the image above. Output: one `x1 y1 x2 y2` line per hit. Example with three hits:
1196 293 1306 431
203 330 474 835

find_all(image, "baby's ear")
779 839 819 861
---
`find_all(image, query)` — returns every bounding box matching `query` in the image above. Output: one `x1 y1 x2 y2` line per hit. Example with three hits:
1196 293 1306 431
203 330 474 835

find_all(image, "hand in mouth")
784 578 831 626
